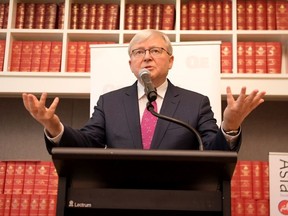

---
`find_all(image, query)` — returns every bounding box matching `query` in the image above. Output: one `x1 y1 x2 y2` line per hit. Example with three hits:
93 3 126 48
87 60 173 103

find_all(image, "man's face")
129 35 174 87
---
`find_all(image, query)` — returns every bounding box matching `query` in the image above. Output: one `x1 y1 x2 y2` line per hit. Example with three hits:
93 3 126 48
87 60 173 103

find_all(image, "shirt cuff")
221 122 241 149
44 123 64 145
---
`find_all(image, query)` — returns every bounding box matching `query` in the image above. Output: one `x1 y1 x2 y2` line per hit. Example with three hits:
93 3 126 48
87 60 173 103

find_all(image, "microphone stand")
146 101 204 151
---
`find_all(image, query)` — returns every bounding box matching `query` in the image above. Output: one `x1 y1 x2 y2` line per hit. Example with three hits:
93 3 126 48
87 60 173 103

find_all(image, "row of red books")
231 198 269 216
0 3 9 29
15 3 64 29
237 0 288 30
125 4 175 30
231 160 269 200
70 3 119 30
0 161 58 195
0 194 57 216
9 41 62 72
221 41 282 74
66 41 115 72
181 0 232 30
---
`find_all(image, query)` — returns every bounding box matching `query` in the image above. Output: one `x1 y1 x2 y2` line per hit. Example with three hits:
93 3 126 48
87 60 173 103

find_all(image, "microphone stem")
147 102 204 151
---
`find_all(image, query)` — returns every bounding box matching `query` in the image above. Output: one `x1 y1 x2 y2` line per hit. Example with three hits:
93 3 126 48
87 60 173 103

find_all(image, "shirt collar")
137 79 168 100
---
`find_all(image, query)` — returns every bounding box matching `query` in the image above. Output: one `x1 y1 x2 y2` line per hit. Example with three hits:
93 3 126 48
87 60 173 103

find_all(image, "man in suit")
22 29 266 153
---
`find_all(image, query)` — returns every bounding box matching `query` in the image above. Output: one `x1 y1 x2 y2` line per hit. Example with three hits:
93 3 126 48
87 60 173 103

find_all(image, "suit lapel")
123 82 143 149
151 82 180 149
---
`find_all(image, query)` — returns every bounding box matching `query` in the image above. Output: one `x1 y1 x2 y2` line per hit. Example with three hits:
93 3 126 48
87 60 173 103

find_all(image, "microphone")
146 102 204 151
139 69 157 102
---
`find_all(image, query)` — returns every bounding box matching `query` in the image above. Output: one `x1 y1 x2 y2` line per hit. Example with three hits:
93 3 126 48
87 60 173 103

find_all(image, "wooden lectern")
52 148 237 216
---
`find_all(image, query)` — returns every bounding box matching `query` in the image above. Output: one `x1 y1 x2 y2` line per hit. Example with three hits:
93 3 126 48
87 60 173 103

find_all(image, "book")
30 41 43 72
267 42 282 74
214 0 223 30
19 194 31 216
34 3 45 29
125 4 135 30
276 0 288 30
207 0 215 30
38 195 49 216
237 42 246 73
267 0 276 30
95 4 106 30
10 194 21 215
106 4 119 30
48 194 57 216
252 160 263 199
33 161 51 195
44 3 57 29
144 4 154 29
78 3 89 30
57 2 65 29
239 160 253 199
39 41 52 72
66 42 78 72
162 4 175 30
23 161 36 194
3 161 15 194
0 40 5 71
255 42 267 74
221 42 233 73
256 0 267 30
75 41 87 72
0 194 5 215
246 1 256 30
181 3 189 30
12 161 25 194
48 41 62 72
244 199 256 216
29 194 39 216
134 4 145 30
19 41 33 72
70 3 79 29
0 161 6 193
153 4 163 30
198 0 208 30
222 0 232 30
188 0 198 30
24 3 35 29
237 0 246 30
9 41 22 71
47 162 58 195
245 42 255 73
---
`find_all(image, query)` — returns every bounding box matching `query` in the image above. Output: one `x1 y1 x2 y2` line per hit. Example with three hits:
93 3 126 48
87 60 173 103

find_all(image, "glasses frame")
130 47 171 58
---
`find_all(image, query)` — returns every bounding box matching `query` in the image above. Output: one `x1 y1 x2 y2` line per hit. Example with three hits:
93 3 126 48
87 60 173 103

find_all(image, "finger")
237 86 247 102
39 92 48 107
22 93 30 111
48 97 59 113
226 86 234 103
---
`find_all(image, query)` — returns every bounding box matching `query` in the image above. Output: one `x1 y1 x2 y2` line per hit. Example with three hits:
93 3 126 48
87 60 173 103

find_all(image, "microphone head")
139 68 150 81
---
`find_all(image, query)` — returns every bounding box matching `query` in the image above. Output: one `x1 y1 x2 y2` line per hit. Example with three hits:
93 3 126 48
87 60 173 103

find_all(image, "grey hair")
128 29 173 56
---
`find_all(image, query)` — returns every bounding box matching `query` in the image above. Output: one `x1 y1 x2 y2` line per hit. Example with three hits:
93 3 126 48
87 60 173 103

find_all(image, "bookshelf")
0 0 287 98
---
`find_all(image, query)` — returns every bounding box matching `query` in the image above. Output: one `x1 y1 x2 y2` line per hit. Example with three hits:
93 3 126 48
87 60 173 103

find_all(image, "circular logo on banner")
279 200 288 215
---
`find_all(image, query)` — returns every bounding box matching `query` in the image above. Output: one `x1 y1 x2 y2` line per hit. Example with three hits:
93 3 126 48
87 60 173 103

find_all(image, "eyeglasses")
130 47 171 58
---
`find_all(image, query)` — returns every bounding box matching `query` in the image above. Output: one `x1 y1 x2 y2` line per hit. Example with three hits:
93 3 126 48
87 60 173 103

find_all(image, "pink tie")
141 101 158 149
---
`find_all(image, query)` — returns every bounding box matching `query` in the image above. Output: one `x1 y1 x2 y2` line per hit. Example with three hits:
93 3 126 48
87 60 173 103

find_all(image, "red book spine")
214 0 222 30
78 3 88 30
239 160 253 199
39 41 52 72
23 161 36 195
57 2 65 29
75 41 87 72
38 195 49 216
2 3 8 29
252 161 263 199
255 42 267 74
9 41 23 72
221 42 232 73
207 0 215 30
222 0 232 30
0 4 5 29
0 194 5 215
47 162 58 195
48 41 62 72
29 194 39 216
105 4 119 30
134 4 145 30
4 161 15 194
237 42 246 74
245 42 255 74
48 194 57 216
276 0 288 30
67 42 78 72
0 161 6 194
30 41 43 72
19 41 33 72
34 3 45 29
95 4 106 30
162 4 175 30
24 3 35 29
0 40 5 71
87 3 97 30
237 0 246 30
233 198 244 216
143 4 153 29
44 3 57 29
256 0 267 30
15 3 25 29
153 4 163 30
12 161 25 194
261 161 270 199
33 161 51 195
256 199 269 216
3 194 12 216
231 162 241 199
20 194 30 215
70 3 79 29
125 4 135 30
246 1 256 30
266 42 282 74
198 0 208 30
188 0 198 30
181 3 189 30
267 0 276 30
244 199 256 216
10 194 21 216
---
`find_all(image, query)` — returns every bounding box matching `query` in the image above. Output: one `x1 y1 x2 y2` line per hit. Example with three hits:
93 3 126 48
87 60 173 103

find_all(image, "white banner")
269 152 288 216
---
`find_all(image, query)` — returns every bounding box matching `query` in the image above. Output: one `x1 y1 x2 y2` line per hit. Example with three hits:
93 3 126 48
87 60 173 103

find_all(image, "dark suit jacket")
46 80 241 153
